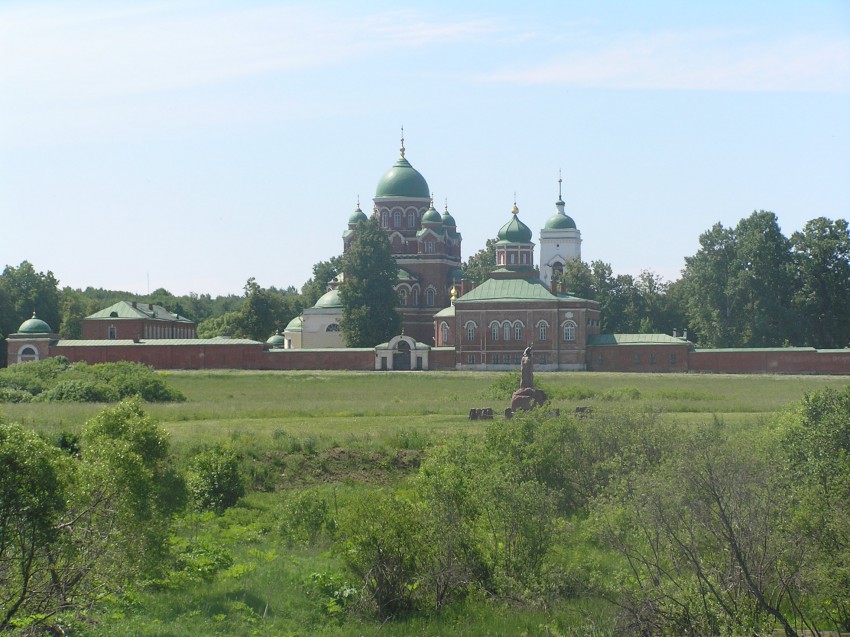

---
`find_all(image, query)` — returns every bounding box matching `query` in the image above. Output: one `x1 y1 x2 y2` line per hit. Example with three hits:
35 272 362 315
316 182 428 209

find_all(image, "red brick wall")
50 343 375 370
689 349 850 374
587 344 691 372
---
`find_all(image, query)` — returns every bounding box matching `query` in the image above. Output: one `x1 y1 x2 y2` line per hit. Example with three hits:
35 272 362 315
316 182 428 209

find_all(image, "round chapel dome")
375 140 430 198
348 204 368 224
266 332 285 347
422 202 442 224
18 313 52 334
497 203 533 243
543 213 577 230
313 288 342 309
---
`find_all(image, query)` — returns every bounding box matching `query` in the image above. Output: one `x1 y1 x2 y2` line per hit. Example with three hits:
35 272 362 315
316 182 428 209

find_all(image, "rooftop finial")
558 169 563 200
444 198 448 212
400 126 405 158
512 194 519 215
356 195 361 209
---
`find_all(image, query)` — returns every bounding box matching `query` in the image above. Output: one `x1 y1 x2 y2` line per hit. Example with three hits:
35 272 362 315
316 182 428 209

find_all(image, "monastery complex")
7 138 850 375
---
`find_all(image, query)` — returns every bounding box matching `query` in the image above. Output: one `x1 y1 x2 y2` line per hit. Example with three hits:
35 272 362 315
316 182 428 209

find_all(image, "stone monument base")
510 387 547 412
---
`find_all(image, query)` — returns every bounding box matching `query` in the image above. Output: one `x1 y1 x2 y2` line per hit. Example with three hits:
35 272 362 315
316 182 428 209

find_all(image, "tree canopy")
338 218 400 347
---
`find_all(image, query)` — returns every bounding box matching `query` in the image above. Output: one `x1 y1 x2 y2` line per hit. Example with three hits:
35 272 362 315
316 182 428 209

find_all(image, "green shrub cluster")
0 358 185 402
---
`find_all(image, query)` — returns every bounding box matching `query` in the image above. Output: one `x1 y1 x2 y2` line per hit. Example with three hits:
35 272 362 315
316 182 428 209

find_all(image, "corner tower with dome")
539 174 582 289
344 133 463 343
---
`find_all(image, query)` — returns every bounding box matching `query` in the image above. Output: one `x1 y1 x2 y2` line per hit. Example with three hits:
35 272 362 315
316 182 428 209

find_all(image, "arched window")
425 288 435 306
538 321 549 341
521 252 528 264
503 323 511 341
510 253 516 264
398 289 407 306
514 323 523 341
381 211 389 227
491 323 499 341
498 252 505 265
563 321 576 342
440 321 449 344
18 346 38 363
412 288 420 306
326 323 340 332
108 324 117 339
407 211 415 228
393 210 401 227
466 321 476 342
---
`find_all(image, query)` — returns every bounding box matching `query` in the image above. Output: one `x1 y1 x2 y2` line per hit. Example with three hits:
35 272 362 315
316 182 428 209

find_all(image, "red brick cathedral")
343 134 463 343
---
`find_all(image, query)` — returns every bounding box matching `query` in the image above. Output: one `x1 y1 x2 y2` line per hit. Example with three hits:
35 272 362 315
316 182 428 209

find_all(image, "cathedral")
284 134 601 370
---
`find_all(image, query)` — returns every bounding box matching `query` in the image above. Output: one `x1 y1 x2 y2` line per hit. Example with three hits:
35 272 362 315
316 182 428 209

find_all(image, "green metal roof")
434 305 455 318
285 316 303 331
86 300 194 323
18 313 52 334
693 346 818 353
422 204 442 224
543 212 577 230
497 204 532 243
456 277 558 303
348 205 368 225
313 289 342 309
375 155 430 199
588 334 690 346
397 267 419 281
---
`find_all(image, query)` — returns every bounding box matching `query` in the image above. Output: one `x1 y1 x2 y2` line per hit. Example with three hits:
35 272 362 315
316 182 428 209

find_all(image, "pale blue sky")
2 1 848 297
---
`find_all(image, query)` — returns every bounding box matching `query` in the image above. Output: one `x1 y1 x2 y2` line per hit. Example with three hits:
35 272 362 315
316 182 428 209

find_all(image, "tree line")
2 212 848 364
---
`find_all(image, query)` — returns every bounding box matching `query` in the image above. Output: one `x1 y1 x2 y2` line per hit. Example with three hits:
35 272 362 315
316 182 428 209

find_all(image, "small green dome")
497 203 532 243
348 204 368 225
375 155 430 199
544 213 576 230
285 316 303 332
441 205 456 228
266 332 285 347
18 313 52 334
422 202 442 224
314 289 342 309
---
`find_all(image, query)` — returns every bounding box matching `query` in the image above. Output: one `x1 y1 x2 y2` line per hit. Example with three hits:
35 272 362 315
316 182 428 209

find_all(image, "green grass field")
3 370 849 636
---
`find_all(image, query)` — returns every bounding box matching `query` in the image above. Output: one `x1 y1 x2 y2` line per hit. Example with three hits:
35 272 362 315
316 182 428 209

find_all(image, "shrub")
186 444 245 513
279 489 332 546
36 379 119 403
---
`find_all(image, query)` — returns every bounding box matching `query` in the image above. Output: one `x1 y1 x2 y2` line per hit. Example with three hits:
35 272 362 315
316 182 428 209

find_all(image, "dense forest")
2 211 848 366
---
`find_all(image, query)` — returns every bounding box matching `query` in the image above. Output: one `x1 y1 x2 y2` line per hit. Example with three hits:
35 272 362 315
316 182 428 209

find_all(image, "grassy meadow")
3 370 849 636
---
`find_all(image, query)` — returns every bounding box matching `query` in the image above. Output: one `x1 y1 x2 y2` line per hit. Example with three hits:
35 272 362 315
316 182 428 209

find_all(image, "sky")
2 0 849 298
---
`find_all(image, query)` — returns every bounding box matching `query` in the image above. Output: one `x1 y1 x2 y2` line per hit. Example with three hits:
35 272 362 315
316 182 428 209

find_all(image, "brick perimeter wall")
689 349 850 374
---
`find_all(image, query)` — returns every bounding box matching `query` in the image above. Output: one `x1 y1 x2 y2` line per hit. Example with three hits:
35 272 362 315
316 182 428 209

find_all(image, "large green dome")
375 155 430 199
497 203 532 243
266 332 285 347
18 313 52 334
543 212 576 230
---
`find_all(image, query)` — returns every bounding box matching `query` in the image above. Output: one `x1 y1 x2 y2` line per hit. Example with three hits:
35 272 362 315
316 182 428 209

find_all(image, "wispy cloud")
0 3 501 101
481 30 850 93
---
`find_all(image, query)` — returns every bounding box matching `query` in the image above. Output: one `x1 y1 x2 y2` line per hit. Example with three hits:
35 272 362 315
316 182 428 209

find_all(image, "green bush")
279 489 332 546
36 379 119 403
0 387 33 403
186 444 245 513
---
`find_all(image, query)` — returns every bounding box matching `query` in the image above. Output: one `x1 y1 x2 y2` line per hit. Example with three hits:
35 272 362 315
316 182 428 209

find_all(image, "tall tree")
339 218 400 347
682 212 794 347
731 211 794 346
462 238 498 286
301 256 342 307
791 217 850 348
681 222 739 347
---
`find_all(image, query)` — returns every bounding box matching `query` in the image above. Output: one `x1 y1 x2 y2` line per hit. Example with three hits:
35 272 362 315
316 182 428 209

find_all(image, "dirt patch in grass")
261 446 422 487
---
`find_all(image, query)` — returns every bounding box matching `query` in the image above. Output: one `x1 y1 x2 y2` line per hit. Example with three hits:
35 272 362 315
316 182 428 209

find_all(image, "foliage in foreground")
0 398 182 632
0 358 185 403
